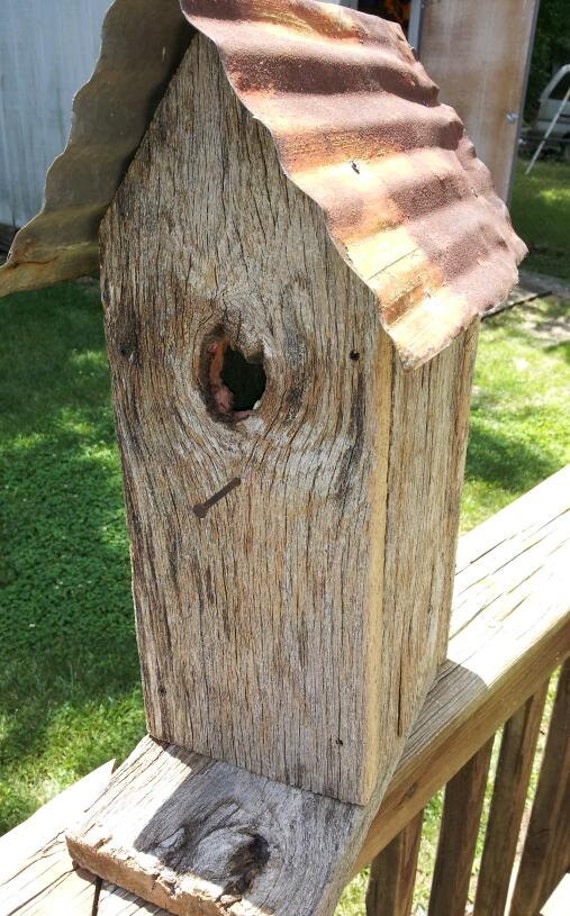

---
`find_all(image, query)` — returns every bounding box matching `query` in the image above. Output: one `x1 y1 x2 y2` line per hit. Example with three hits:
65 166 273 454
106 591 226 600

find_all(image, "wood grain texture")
420 0 539 200
101 31 475 804
365 809 423 916
66 469 570 916
474 682 549 915
428 738 494 916
68 735 365 916
0 761 114 916
97 882 170 915
509 660 570 916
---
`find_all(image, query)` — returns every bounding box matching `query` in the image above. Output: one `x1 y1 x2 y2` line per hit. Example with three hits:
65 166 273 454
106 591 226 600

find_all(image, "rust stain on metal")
1 0 526 368
182 0 526 367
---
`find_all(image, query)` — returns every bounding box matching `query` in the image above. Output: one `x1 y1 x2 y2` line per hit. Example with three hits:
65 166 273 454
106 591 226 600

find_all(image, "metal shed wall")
0 0 111 228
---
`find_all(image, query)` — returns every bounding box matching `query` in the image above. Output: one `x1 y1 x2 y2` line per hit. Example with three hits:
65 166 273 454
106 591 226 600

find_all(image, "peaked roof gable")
181 0 526 367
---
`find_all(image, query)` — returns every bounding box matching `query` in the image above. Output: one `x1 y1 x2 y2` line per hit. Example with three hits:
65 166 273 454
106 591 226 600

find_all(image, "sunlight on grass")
0 281 144 835
539 186 570 204
461 297 570 530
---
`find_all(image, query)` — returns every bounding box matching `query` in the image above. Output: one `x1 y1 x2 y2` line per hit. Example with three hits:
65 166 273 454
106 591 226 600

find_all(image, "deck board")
0 762 114 916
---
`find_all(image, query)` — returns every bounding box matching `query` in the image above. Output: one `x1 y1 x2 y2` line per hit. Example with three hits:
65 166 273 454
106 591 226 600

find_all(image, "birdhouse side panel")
100 33 398 805
379 324 478 746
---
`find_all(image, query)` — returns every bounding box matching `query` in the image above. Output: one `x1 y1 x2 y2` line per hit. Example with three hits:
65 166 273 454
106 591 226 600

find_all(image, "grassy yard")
0 162 569 910
0 281 144 833
510 159 570 281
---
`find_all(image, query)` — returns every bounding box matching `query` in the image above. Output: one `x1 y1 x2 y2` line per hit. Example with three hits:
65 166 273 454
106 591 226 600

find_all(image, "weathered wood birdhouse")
93 0 525 809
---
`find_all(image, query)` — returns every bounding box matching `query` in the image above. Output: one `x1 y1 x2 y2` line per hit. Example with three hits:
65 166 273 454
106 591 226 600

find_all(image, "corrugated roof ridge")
181 0 526 368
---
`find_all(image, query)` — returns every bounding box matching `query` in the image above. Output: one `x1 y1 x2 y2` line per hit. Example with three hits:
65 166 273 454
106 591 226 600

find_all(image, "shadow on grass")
545 340 570 365
465 419 562 495
0 282 144 832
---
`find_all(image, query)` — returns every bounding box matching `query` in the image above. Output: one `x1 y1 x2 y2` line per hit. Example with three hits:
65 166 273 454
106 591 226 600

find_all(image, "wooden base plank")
67 736 366 916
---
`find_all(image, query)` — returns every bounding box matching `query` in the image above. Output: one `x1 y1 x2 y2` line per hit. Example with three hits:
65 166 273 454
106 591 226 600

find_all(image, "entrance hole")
203 336 266 421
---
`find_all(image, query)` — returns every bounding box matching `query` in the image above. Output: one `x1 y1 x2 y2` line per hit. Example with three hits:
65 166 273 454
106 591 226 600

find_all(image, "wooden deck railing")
361 465 570 915
1 466 569 915
365 663 569 915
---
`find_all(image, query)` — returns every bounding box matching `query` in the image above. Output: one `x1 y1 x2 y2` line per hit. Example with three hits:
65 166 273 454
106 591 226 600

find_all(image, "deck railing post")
509 660 570 915
474 681 550 914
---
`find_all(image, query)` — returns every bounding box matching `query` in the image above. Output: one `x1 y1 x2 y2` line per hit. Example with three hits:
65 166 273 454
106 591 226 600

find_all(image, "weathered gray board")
101 30 478 806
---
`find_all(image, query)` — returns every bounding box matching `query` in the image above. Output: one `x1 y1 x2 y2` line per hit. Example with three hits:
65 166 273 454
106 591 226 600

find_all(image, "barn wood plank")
67 736 365 916
67 470 570 915
0 761 114 915
428 738 494 916
509 659 570 916
102 30 475 806
420 0 539 200
365 809 423 916
474 682 550 915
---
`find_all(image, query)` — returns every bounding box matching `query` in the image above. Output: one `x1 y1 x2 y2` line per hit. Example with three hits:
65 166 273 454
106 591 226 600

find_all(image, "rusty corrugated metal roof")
181 0 526 367
1 0 525 367
0 0 192 297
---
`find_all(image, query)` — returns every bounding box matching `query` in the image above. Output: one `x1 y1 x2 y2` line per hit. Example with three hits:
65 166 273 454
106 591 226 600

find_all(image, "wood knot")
221 833 270 898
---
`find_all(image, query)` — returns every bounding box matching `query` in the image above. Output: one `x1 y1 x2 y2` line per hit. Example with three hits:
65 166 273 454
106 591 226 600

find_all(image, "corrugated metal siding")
0 0 192 296
0 0 111 227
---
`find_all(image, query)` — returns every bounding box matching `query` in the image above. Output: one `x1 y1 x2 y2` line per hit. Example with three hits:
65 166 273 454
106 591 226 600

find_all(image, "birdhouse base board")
66 735 378 916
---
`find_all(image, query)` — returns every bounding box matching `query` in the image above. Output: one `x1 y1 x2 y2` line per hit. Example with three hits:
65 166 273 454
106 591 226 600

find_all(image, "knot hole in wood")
200 329 266 422
222 832 271 900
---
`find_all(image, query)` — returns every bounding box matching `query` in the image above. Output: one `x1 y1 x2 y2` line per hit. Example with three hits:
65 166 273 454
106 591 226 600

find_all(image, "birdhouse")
95 0 524 807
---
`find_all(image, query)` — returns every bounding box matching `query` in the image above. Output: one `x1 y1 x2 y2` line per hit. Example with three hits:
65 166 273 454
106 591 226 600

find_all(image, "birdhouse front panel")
101 0 524 805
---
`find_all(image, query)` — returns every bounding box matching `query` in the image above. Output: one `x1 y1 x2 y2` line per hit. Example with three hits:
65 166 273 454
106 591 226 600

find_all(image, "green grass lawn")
510 159 570 280
1 215 569 907
0 281 145 833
